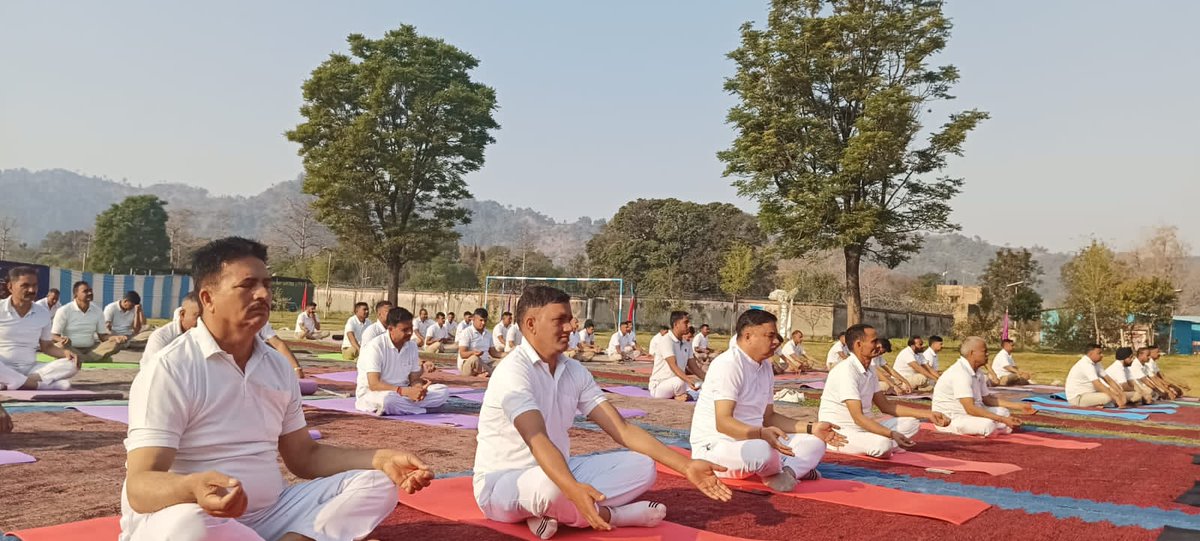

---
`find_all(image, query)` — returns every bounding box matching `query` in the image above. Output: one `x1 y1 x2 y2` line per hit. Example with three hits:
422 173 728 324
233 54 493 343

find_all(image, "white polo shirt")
781 339 805 359
689 343 773 452
0 298 53 376
893 346 925 378
414 317 435 342
35 298 60 321
579 329 595 346
819 354 879 429
456 325 494 370
692 332 709 352
1146 359 1161 377
52 300 106 348
126 319 306 514
492 323 512 347
991 349 1016 375
932 357 991 419
425 322 449 343
923 349 940 371
355 335 419 399
258 321 277 341
142 319 185 364
649 332 668 354
826 342 848 369
456 320 472 336
295 312 318 335
567 331 580 350
504 325 523 352
103 301 136 336
359 320 386 348
1065 356 1105 402
473 341 607 480
607 331 635 356
649 331 689 385
342 315 371 349
1129 359 1148 380
1104 360 1134 385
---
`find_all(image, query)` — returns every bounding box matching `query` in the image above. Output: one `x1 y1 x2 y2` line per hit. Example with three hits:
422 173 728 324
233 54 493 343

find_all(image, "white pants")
120 469 397 541
355 384 449 415
694 434 825 480
831 417 920 457
0 358 78 390
475 451 656 529
649 377 689 399
936 407 1012 437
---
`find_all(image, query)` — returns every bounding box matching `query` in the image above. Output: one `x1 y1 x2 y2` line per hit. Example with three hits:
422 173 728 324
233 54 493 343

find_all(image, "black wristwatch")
806 422 812 434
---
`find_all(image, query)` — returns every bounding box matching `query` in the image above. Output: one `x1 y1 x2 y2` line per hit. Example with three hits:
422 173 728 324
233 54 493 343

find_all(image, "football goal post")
483 275 625 327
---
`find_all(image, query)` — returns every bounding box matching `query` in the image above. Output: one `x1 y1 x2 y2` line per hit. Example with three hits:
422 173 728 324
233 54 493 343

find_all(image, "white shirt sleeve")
425 325 438 340
822 367 861 407
94 309 108 335
103 303 116 324
456 330 471 349
574 367 607 417
357 342 384 382
703 356 742 402
126 361 193 451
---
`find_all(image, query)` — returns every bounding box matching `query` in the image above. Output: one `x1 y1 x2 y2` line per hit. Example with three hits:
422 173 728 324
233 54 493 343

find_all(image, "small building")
936 284 982 326
1167 316 1200 355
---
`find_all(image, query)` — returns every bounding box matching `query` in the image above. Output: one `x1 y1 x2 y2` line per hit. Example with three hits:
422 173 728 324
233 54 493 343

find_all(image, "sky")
2 0 1198 253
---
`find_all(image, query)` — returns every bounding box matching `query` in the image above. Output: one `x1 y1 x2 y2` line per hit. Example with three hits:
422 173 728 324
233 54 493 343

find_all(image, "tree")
166 209 205 271
404 254 480 291
287 26 499 303
38 230 92 268
1061 241 1127 343
719 0 988 325
90 195 171 273
719 244 758 304
780 266 843 304
1118 276 1178 336
265 196 335 261
0 217 16 260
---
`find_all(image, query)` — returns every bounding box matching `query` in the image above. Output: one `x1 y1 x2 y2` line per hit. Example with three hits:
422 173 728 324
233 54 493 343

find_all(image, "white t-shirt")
567 331 580 350
425 322 450 343
258 321 277 341
608 331 636 356
649 331 689 385
692 332 710 352
126 319 306 515
991 349 1016 375
355 336 420 400
826 342 849 369
932 357 991 419
1105 360 1134 385
359 320 386 348
34 298 60 321
142 319 185 364
781 339 805 359
0 298 53 376
648 332 667 354
342 315 371 349
1146 359 1161 377
819 355 879 429
505 325 523 352
414 317 435 343
456 320 472 336
1065 356 1105 402
689 344 774 453
295 312 317 334
1128 359 1148 380
52 300 107 348
492 323 512 347
579 329 596 345
893 346 925 379
456 325 493 370
923 349 940 371
473 341 607 479
103 301 136 336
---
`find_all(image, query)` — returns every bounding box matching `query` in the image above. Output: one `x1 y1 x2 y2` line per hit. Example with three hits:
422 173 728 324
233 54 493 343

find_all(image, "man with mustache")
51 280 126 362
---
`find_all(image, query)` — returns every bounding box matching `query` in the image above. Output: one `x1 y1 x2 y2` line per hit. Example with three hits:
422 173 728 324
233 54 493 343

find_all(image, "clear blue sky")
2 1 1197 253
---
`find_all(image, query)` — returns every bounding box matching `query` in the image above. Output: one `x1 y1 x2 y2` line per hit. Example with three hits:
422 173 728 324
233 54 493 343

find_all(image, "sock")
37 379 71 391
526 516 558 539
606 501 666 528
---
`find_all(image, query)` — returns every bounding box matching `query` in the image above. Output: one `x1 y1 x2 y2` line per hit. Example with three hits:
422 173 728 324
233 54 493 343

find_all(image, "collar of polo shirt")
191 318 269 362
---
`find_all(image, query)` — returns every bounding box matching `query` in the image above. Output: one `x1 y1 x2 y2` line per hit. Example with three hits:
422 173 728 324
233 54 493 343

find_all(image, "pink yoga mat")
72 405 322 439
299 379 318 395
6 516 121 541
400 476 751 540
602 385 652 398
918 422 1100 450
833 448 1021 476
0 449 36 465
0 389 123 401
304 398 480 429
314 370 358 383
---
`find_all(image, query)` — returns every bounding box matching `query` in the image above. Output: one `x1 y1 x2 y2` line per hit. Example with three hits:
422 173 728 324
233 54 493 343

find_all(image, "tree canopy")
1061 241 1127 343
90 195 171 273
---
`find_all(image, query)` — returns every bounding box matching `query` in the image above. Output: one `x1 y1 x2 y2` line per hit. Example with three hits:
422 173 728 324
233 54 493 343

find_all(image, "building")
1167 316 1200 355
936 284 983 326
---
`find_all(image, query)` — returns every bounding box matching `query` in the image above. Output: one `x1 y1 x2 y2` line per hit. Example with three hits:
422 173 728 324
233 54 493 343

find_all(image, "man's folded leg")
90 339 125 361
242 469 398 541
1069 392 1113 408
648 377 688 399
341 347 359 361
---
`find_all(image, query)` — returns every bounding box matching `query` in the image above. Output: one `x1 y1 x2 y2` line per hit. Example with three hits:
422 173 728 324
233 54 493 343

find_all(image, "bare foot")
764 467 797 492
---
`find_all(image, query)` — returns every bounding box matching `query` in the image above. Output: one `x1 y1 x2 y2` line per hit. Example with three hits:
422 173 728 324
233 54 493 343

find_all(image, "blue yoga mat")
1022 395 1177 414
1030 404 1149 420
1048 392 1178 408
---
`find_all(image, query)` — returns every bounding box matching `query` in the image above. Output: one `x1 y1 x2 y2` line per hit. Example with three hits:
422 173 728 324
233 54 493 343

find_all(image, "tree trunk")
844 244 864 326
388 261 402 305
1091 305 1101 343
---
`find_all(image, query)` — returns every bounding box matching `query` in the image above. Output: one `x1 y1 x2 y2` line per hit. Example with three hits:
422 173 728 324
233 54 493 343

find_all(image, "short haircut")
1084 343 1103 354
47 287 60 295
474 307 489 320
435 311 445 318
463 311 473 316
669 310 689 327
907 336 922 347
515 285 571 327
837 331 846 339
502 311 513 318
1148 344 1160 351
183 291 199 304
1136 346 1150 355
73 280 90 294
354 302 369 310
1001 338 1014 345
1115 346 1133 360
7 266 37 282
306 302 317 309
621 320 633 326
584 319 595 329
928 335 943 344
845 324 874 349
659 325 669 331
791 330 803 337
700 323 710 330
880 340 893 353
375 300 393 310
734 308 777 336
419 308 428 314
386 306 414 327
123 290 141 305
959 336 985 357
191 237 268 288
687 325 696 335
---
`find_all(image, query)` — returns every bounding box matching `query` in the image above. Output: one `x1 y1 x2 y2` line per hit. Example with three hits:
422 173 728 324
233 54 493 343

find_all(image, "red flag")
300 284 309 311
1001 310 1011 341
626 289 636 322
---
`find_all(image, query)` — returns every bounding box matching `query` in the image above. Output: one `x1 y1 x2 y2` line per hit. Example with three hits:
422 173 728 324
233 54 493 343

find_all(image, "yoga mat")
442 369 461 375
1049 392 1178 409
657 447 988 525
38 358 141 370
303 398 480 429
71 405 323 439
632 367 651 375
314 370 357 383
918 422 1100 450
0 389 123 401
832 449 1021 476
315 352 347 360
1160 526 1200 541
603 385 652 398
892 393 932 401
6 516 121 541
1175 481 1200 507
1021 396 1177 414
0 449 37 465
1030 404 1149 421
398 475 752 541
798 381 826 390
299 379 318 395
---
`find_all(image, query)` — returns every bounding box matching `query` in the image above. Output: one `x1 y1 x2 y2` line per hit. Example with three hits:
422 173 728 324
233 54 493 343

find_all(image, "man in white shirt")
565 317 593 362
819 324 948 457
505 321 524 353
459 307 504 377
293 302 328 340
893 336 938 391
932 337 1034 437
777 330 812 373
648 312 705 400
413 308 434 348
446 312 458 340
690 309 846 493
0 266 80 394
355 307 450 415
605 320 643 363
456 311 473 338
825 332 850 370
1065 344 1129 408
52 280 125 362
340 302 371 360
104 291 151 350
923 335 943 372
492 311 515 356
691 323 719 362
871 340 911 396
1130 347 1170 400
34 287 60 321
359 300 393 348
423 311 454 354
141 292 201 363
648 326 669 356
120 237 433 541
990 339 1032 386
572 319 600 362
1146 345 1185 398
473 286 732 540
1104 347 1152 405
257 321 307 379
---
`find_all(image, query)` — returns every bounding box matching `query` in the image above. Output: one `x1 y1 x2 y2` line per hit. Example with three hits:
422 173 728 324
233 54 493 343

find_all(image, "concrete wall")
833 305 954 340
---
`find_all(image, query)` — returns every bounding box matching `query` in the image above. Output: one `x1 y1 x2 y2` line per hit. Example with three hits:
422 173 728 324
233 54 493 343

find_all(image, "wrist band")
806 422 812 434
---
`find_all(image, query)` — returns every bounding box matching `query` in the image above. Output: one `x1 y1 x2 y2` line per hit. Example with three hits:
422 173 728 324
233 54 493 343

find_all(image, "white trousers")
355 384 449 415
936 407 1012 437
475 451 656 529
119 469 397 541
694 434 826 480
648 377 689 399
0 358 78 390
830 417 920 457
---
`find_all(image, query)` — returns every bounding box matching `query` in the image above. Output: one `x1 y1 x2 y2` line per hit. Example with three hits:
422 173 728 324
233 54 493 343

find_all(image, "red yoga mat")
919 422 1100 450
7 516 120 541
399 476 751 540
831 448 1021 476
655 448 988 525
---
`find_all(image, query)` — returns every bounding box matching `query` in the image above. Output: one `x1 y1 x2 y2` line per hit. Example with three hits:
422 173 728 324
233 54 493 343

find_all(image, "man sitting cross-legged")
0 266 80 394
340 302 371 360
1104 347 1152 405
120 237 434 541
35 287 61 321
141 292 202 362
819 324 949 457
691 323 719 362
104 291 153 350
423 312 455 354
893 336 938 391
355 307 449 415
825 332 849 370
990 339 1032 386
293 302 328 340
52 280 126 362
1147 345 1186 397
648 311 706 401
690 309 846 492
1066 344 1130 408
932 336 1034 437
565 317 595 362
473 286 732 540
1129 346 1171 401
358 300 393 349
871 340 912 396
777 330 813 373
605 320 644 363
458 307 504 377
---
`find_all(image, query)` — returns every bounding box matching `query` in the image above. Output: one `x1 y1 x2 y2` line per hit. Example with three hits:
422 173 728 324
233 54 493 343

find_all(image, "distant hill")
891 233 1072 303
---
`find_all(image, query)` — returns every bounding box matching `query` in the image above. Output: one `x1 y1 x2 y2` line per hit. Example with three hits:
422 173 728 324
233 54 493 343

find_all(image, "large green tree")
90 195 170 273
719 0 987 324
1118 276 1178 336
977 248 1044 325
1061 241 1127 343
286 26 499 302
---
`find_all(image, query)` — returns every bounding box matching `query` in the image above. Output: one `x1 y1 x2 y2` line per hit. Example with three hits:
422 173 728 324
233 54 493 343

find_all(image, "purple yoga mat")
314 371 358 383
304 398 480 429
0 389 122 401
71 406 322 439
0 450 37 465
299 379 318 395
602 385 652 399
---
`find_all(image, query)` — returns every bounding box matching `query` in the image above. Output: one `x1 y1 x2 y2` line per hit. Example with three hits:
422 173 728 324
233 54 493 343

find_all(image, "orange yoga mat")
7 516 120 541
658 448 989 525
832 448 1021 476
919 422 1100 450
399 476 751 540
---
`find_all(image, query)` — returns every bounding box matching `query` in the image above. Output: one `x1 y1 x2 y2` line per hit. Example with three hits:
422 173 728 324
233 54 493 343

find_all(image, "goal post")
483 275 625 325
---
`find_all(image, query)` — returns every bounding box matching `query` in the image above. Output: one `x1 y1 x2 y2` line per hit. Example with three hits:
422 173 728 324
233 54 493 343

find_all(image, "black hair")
502 311 513 318
47 287 60 295
584 319 595 329
474 307 489 320
1115 346 1133 360
386 306 414 327
7 266 37 282
669 310 689 327
837 331 846 339
72 280 90 294
700 323 710 330
1136 346 1150 355
928 335 943 344
734 309 777 336
1084 343 1103 354
123 290 141 305
687 325 696 335
515 286 571 327
659 325 670 331
621 320 633 326
880 339 893 353
354 302 369 310
907 336 922 347
1148 344 1161 350
435 311 445 318
191 237 268 288
845 324 874 351
419 307 428 314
